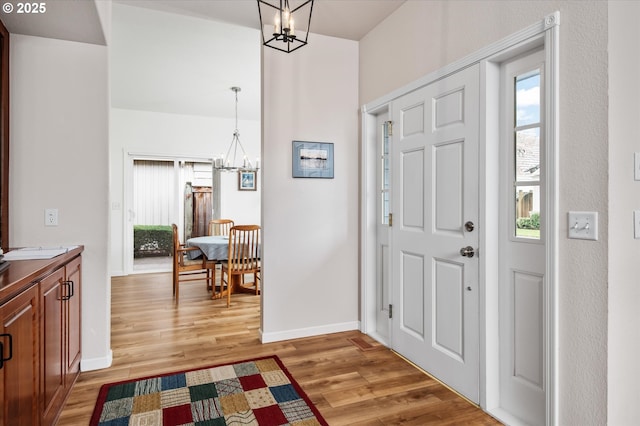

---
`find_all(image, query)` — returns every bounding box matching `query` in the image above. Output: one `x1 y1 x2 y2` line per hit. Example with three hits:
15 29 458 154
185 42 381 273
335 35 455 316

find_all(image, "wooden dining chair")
206 219 234 287
218 225 261 307
171 224 214 304
208 219 234 236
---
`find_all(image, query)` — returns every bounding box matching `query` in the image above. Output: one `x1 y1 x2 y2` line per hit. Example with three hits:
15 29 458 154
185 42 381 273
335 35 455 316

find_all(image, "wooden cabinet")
40 267 65 426
40 255 82 425
0 247 83 426
64 256 81 390
0 284 39 425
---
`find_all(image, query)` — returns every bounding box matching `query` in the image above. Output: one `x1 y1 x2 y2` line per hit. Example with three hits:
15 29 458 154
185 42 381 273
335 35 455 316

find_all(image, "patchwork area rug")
90 355 328 425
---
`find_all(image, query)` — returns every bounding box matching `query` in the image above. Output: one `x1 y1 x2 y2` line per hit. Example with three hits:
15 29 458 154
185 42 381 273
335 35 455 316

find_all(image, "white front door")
391 64 480 402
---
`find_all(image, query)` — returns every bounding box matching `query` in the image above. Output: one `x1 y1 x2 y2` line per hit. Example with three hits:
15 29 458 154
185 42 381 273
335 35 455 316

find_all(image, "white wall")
9 34 111 369
109 3 261 275
110 108 260 275
360 1 609 424
608 2 640 424
261 33 360 341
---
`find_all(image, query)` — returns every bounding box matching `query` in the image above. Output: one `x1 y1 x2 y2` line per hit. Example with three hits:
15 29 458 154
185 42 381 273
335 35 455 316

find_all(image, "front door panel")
392 64 480 402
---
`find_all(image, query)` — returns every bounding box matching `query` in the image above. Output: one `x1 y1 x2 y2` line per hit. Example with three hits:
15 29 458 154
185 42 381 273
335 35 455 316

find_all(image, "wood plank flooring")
56 272 501 425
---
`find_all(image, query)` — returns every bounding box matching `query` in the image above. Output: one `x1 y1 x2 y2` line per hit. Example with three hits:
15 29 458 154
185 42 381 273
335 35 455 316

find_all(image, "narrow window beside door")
513 69 542 239
381 121 391 225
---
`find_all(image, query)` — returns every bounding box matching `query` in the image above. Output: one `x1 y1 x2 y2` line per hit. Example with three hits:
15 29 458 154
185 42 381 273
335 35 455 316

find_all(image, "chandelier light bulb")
274 12 280 34
283 7 290 32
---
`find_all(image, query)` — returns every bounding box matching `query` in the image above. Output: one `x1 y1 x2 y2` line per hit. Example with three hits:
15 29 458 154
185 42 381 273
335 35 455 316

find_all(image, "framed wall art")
238 170 257 191
292 141 334 178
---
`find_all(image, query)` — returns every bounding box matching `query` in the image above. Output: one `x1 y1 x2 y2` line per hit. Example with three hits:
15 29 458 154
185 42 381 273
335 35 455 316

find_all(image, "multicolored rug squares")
191 397 224 421
161 387 191 407
90 355 328 426
240 372 268 391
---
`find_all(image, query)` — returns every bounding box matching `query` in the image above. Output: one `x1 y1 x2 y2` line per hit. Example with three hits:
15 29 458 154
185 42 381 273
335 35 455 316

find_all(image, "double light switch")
568 211 598 241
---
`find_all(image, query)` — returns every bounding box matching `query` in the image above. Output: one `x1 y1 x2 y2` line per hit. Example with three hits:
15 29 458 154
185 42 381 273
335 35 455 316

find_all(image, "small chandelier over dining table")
257 0 314 53
213 87 259 172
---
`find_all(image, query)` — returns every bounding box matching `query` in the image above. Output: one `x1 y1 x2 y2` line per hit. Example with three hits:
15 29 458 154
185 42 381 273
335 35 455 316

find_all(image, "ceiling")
117 0 406 41
1 0 406 45
0 0 106 45
1 0 406 120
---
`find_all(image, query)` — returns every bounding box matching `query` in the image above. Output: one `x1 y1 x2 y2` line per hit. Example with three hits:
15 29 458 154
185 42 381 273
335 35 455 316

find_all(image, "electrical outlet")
45 208 58 226
635 152 640 181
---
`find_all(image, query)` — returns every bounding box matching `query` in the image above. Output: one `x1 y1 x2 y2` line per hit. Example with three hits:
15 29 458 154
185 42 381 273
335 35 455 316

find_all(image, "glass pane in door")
515 72 540 127
515 128 540 182
513 68 542 240
381 122 390 225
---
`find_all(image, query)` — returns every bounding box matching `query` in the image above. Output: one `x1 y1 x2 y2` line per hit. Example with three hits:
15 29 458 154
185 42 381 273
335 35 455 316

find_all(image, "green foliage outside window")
133 225 173 258
516 213 540 229
516 212 540 230
516 212 540 238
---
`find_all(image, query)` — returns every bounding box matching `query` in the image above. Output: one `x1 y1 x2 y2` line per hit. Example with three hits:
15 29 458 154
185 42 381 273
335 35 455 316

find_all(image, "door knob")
460 246 475 258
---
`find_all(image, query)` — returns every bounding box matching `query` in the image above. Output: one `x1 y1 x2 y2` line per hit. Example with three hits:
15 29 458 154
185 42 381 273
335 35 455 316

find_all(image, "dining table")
185 235 257 297
185 235 229 261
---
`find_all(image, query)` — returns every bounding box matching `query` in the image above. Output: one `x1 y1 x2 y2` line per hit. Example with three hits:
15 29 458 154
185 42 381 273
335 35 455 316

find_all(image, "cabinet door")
64 256 81 387
0 284 40 426
40 267 65 426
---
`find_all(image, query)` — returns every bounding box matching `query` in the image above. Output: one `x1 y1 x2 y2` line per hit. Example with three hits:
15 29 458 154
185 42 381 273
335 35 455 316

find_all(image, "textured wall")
261 33 360 339
608 2 640 424
360 1 609 424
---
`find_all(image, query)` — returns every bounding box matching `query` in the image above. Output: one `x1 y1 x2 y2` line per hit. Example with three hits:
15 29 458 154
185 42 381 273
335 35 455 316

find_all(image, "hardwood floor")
57 272 501 425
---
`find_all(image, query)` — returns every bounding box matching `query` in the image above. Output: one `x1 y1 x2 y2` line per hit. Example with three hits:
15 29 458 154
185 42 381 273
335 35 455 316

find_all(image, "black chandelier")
257 0 314 53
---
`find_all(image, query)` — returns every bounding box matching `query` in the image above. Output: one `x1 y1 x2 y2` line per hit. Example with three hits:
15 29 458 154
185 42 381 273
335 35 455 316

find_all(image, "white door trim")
360 103 391 346
360 12 560 425
543 20 560 426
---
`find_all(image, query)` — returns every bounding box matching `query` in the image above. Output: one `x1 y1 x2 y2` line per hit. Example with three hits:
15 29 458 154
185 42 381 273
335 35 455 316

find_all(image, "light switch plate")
635 210 640 239
568 211 598 240
636 152 640 181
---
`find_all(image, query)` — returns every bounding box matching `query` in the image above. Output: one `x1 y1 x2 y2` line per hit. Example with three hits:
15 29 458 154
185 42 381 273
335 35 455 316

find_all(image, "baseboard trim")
260 321 360 343
81 349 113 372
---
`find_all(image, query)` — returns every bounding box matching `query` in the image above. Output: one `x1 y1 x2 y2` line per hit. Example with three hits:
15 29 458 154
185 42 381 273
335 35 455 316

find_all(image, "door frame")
360 12 560 424
360 105 392 346
123 152 214 275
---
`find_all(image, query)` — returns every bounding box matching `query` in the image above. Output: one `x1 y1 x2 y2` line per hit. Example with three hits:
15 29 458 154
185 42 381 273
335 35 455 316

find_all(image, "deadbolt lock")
465 221 475 232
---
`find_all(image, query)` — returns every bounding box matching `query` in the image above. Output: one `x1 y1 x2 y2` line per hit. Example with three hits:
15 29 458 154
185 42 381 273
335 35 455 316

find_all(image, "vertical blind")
133 160 213 226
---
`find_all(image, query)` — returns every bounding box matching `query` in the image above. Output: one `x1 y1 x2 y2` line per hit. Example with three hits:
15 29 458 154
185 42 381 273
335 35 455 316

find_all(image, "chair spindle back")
208 219 235 236
228 225 260 273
